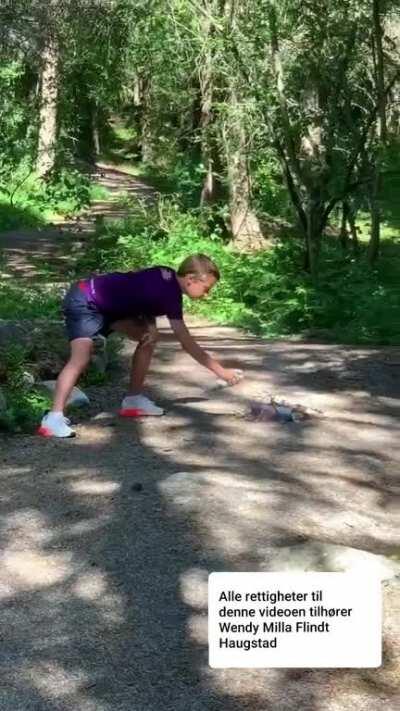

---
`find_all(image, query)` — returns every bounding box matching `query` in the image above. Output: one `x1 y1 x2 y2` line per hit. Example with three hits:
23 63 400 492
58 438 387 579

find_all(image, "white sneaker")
38 412 76 438
119 394 164 417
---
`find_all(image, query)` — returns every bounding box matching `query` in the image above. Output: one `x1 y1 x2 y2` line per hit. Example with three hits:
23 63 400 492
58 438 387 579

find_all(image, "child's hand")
221 368 244 386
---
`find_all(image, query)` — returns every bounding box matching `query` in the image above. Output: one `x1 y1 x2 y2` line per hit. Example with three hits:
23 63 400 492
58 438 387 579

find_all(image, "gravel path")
0 168 399 711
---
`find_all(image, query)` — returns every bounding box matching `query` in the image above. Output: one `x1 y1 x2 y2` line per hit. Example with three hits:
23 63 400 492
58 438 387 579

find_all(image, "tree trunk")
305 197 326 280
199 4 221 206
199 77 219 206
133 74 141 107
373 0 387 142
225 89 265 249
36 34 58 177
368 167 381 263
348 212 359 253
340 201 349 249
92 103 101 157
140 78 153 164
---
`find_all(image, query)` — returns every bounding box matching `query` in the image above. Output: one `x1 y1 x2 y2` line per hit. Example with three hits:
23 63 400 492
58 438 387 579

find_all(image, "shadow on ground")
1 329 399 710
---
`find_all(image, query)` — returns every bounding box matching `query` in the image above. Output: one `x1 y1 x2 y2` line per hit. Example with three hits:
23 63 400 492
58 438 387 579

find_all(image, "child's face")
181 273 217 299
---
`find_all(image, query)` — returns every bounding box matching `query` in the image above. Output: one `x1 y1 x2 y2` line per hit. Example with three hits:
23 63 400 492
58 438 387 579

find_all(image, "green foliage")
252 155 293 219
42 168 91 213
0 167 92 230
81 368 108 387
89 183 110 201
0 283 61 319
0 60 35 196
0 344 51 432
0 201 45 231
74 201 400 345
0 388 51 433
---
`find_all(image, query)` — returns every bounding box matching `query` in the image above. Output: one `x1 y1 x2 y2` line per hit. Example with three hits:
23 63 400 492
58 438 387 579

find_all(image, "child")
38 254 243 437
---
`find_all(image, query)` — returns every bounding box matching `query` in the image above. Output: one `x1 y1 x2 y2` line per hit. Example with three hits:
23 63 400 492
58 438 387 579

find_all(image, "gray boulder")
39 381 90 407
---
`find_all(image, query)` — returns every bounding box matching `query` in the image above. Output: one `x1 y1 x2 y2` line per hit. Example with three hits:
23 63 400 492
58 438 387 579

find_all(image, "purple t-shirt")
89 266 183 321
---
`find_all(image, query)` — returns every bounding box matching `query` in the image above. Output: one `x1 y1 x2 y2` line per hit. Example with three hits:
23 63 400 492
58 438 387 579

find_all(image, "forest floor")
0 165 399 711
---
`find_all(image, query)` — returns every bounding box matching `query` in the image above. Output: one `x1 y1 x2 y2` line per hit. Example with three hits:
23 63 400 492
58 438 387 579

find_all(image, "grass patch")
0 167 98 233
89 183 111 201
0 282 62 319
0 199 48 231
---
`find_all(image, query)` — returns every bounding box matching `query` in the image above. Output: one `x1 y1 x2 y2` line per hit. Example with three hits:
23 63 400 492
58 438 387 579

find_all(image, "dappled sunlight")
72 426 115 445
187 612 208 646
179 567 208 610
69 479 121 496
1 327 398 709
2 550 73 590
3 509 53 547
72 570 108 601
22 661 105 710
72 571 125 626
65 517 112 537
180 568 209 647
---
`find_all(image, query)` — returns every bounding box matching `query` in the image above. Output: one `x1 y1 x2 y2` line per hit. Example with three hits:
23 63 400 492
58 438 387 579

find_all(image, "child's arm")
169 319 242 384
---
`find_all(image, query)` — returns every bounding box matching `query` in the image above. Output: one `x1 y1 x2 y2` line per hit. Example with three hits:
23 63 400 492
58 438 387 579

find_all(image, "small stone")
40 381 90 407
21 371 35 388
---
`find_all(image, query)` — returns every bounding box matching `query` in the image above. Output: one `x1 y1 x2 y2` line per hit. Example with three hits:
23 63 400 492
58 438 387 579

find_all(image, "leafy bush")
0 344 51 432
252 154 293 220
0 166 92 231
74 198 400 345
41 168 92 214
0 61 35 201
0 283 62 319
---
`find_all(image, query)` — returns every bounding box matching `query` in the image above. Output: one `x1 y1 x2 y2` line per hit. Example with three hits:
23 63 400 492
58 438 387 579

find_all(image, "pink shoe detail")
118 408 146 418
37 426 52 437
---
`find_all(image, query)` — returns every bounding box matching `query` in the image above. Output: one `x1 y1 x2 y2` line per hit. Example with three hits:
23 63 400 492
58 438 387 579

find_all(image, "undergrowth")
74 199 400 345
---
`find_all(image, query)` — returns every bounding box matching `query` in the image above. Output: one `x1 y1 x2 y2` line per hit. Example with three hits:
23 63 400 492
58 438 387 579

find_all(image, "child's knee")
138 325 159 348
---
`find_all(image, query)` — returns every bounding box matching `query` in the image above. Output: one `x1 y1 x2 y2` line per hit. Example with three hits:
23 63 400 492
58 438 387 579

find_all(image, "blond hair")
177 254 220 280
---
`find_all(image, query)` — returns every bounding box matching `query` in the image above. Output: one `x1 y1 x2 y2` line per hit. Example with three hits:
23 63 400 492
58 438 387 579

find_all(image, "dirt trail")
0 166 399 711
0 163 155 280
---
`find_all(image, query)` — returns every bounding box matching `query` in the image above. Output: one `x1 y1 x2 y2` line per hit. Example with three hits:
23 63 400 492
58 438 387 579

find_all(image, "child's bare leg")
111 319 158 395
52 338 93 412
129 339 155 394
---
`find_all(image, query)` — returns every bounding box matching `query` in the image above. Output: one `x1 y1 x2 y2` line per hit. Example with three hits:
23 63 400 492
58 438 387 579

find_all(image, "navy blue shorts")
62 283 112 341
62 283 156 341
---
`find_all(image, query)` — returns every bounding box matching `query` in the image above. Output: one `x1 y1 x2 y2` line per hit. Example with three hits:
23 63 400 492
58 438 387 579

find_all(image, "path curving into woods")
0 163 157 280
0 164 399 711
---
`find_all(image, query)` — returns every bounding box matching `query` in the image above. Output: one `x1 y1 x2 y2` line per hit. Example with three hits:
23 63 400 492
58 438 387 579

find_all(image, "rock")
263 542 400 582
40 381 90 407
21 371 35 388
